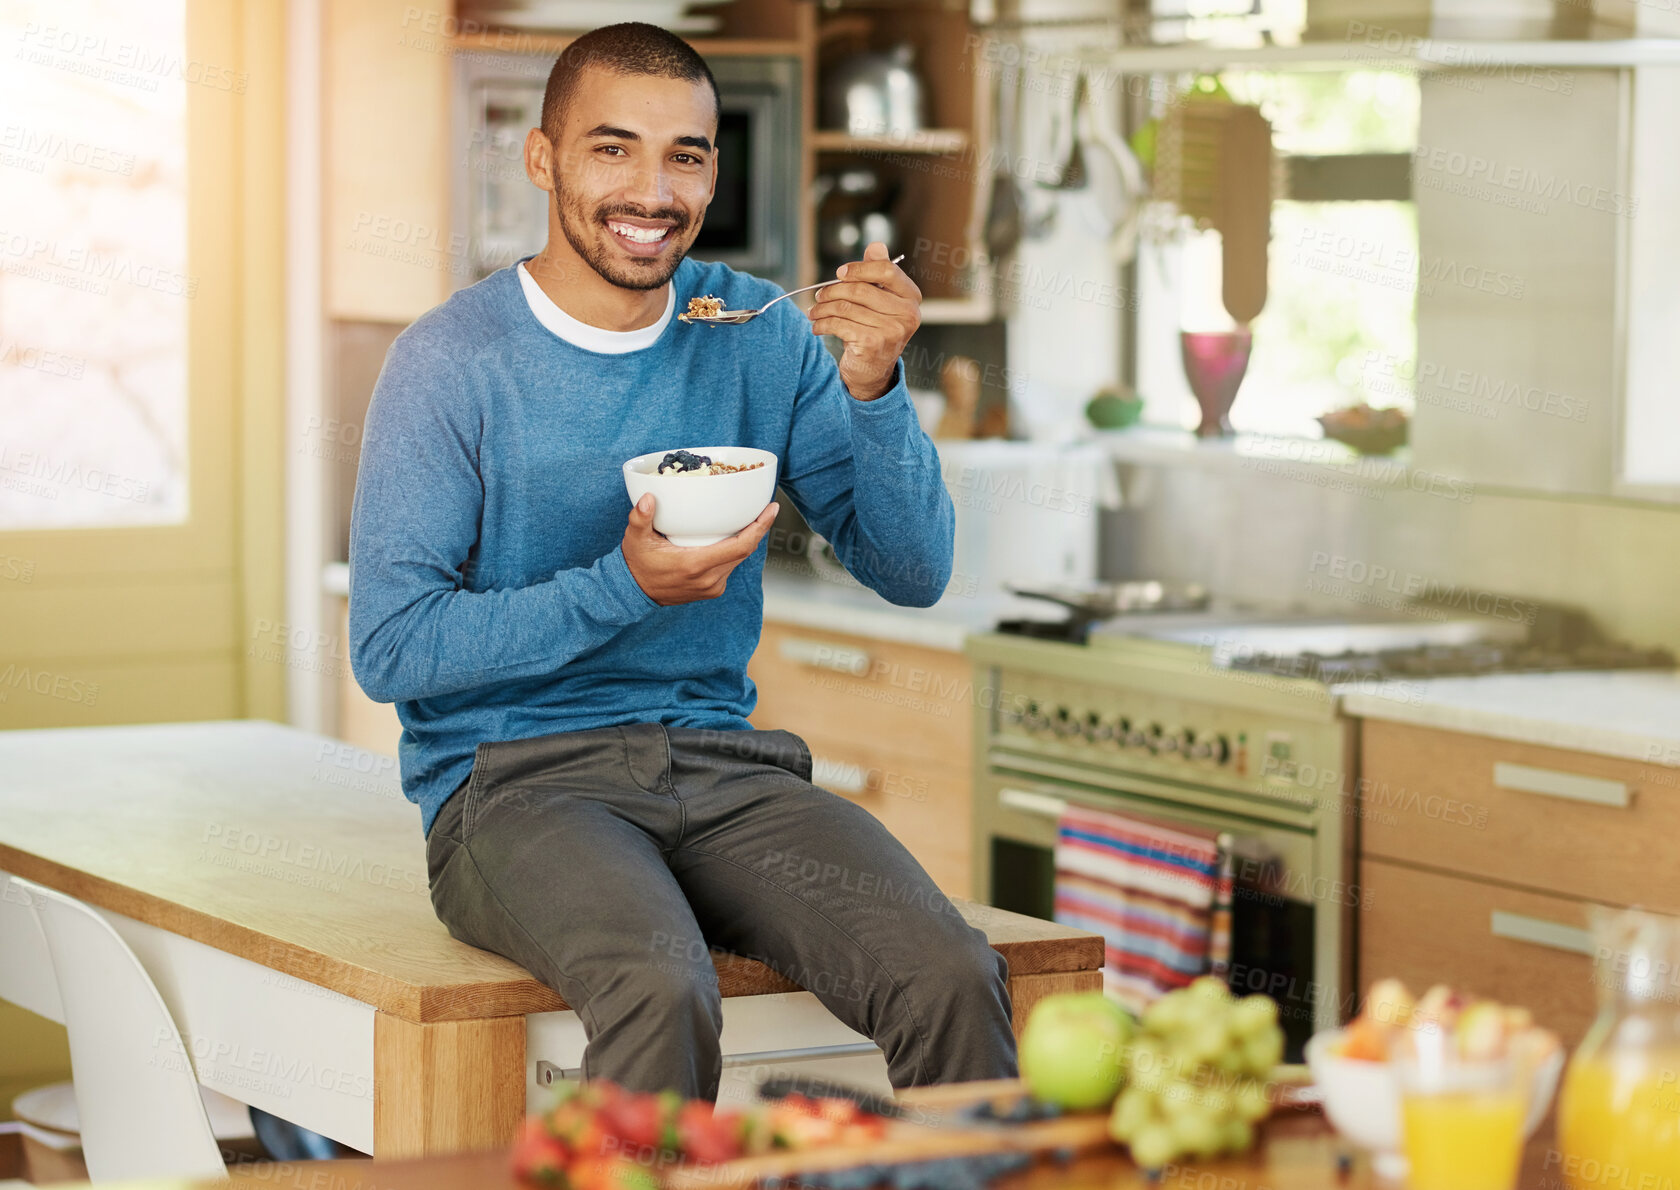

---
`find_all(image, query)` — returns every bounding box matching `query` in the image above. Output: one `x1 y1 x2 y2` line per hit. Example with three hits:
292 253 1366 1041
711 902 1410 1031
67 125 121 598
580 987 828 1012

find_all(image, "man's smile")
604 216 677 255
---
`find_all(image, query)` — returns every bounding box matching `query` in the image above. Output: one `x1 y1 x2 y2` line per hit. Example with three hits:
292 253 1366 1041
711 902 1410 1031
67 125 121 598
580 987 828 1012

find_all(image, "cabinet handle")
812 755 868 797
1493 762 1629 808
999 787 1069 821
1489 910 1595 956
778 636 871 676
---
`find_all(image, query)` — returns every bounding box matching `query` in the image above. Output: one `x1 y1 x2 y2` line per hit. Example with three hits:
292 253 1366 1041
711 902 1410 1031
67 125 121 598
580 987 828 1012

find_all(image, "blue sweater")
348 257 955 837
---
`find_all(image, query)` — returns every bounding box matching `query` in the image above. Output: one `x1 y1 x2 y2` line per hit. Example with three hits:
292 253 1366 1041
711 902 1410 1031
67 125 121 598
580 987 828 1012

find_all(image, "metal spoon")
679 254 906 325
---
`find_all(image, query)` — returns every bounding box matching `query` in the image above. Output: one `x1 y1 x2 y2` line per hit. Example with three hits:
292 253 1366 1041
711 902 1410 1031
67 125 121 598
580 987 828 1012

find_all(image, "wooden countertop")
0 720 1101 1023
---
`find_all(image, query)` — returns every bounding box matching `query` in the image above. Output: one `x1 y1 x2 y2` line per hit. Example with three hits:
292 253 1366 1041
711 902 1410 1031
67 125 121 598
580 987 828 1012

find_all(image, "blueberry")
658 449 712 474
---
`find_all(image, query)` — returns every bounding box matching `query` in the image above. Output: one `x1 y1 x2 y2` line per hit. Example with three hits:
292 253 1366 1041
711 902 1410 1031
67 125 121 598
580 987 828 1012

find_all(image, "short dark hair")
540 22 720 141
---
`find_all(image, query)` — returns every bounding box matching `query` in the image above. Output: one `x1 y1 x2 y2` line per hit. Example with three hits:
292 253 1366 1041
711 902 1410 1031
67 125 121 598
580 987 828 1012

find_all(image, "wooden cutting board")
663 1075 1316 1189
663 1081 1109 1190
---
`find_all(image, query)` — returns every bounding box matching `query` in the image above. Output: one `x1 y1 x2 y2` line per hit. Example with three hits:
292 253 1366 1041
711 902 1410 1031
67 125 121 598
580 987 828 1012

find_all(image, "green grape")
1143 989 1191 1035
1241 1029 1284 1075
1212 1046 1245 1075
1155 1078 1200 1120
1169 1108 1223 1158
1125 1039 1172 1095
1129 1123 1180 1171
1108 1086 1154 1143
1230 994 1280 1039
1183 1019 1232 1065
1235 1079 1271 1123
1188 975 1230 1003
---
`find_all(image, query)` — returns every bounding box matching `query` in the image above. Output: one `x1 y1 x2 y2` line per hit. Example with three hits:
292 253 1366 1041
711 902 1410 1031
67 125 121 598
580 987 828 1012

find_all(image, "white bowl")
622 446 778 548
1305 1029 1565 1178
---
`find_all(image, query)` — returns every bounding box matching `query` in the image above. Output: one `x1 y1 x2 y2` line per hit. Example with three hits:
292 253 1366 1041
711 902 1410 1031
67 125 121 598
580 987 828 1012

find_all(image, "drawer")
786 727 972 899
748 622 972 766
1360 720 1680 910
1360 857 1599 1047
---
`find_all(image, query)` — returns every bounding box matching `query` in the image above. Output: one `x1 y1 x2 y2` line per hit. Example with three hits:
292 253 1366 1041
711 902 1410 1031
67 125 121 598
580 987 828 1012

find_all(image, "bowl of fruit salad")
1306 980 1563 1175
622 446 778 547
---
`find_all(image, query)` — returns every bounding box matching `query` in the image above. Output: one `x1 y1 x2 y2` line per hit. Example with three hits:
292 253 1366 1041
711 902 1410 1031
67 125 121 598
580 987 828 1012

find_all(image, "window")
1135 69 1421 439
0 0 189 528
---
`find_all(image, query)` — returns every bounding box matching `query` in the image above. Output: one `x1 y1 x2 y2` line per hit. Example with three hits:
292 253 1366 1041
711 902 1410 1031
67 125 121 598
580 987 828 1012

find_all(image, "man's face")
534 68 718 291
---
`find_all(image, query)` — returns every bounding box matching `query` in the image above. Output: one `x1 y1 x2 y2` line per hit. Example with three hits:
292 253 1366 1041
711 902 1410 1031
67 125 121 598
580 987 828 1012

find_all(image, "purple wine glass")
1181 328 1253 438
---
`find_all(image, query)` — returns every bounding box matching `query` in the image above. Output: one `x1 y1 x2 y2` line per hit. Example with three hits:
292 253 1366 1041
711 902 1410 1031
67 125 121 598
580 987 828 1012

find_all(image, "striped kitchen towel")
1052 803 1234 1016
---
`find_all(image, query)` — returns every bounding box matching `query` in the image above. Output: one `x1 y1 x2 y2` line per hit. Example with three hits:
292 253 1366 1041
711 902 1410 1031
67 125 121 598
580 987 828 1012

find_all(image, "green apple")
1018 991 1136 1110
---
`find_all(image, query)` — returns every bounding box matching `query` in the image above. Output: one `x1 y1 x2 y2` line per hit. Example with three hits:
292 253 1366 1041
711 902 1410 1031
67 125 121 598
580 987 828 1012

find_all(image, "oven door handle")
998 787 1070 820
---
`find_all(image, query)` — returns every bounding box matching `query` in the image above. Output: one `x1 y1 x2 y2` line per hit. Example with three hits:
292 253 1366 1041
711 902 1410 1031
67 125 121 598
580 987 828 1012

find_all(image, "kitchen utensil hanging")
983 61 1024 259
1040 70 1086 191
1070 67 1149 264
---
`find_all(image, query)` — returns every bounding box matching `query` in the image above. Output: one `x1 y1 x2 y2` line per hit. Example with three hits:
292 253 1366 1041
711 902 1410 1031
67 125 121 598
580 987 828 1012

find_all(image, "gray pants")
424 723 1018 1099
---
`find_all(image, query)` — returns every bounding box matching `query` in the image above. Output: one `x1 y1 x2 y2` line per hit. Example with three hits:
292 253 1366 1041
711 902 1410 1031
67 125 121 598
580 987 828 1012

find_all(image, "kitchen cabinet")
1358 719 1680 1045
747 620 974 898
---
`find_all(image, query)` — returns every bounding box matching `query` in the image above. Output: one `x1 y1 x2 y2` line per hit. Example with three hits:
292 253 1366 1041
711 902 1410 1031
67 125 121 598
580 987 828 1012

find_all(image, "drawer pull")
1493 762 1629 808
999 787 1069 821
1490 910 1595 956
778 636 871 676
812 755 868 797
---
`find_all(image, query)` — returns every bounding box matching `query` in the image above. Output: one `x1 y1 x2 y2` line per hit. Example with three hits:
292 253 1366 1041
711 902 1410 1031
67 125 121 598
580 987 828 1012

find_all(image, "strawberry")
548 1099 613 1159
599 1093 669 1158
510 1115 571 1186
676 1100 745 1164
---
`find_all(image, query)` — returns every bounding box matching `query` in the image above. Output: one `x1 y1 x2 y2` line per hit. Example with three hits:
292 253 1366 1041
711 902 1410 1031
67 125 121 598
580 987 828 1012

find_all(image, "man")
348 22 1017 1099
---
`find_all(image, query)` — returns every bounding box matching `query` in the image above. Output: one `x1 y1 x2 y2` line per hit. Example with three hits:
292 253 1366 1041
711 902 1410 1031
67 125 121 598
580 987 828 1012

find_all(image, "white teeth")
609 222 668 243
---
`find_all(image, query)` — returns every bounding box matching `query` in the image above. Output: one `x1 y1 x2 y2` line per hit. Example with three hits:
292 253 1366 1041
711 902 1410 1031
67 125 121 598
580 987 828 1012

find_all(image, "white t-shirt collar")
516 260 674 354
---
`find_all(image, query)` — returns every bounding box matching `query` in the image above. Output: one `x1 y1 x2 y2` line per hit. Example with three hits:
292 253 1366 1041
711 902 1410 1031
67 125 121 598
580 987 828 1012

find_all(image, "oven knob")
1020 700 1047 731
1053 706 1082 738
1191 734 1232 764
1124 721 1149 749
1142 723 1167 753
1154 729 1180 756
1084 711 1111 743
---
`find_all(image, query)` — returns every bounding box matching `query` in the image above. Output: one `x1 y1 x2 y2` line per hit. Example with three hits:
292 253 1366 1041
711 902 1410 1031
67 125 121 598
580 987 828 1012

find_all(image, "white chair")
12 876 228 1182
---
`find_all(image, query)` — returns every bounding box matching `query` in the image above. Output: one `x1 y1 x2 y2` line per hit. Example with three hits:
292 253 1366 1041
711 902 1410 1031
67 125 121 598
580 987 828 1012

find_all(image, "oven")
967 637 1358 1061
453 51 802 291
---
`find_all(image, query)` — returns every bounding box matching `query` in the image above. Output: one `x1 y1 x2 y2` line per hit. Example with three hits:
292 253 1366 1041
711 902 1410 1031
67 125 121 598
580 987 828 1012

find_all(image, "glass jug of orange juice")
1557 906 1680 1190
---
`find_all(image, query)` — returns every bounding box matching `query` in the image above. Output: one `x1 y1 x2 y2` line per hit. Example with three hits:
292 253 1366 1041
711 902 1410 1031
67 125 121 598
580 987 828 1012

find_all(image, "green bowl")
1087 390 1144 430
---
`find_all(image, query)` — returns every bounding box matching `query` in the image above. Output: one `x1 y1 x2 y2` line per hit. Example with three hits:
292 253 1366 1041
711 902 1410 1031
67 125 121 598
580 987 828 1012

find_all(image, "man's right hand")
623 494 779 606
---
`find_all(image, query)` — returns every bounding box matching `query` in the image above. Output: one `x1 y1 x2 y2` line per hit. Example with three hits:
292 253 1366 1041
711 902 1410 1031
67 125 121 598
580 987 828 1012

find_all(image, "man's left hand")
807 241 922 401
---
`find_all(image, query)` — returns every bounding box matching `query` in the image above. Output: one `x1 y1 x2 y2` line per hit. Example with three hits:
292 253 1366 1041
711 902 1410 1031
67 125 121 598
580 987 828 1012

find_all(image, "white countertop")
1340 670 1680 767
759 568 1013 653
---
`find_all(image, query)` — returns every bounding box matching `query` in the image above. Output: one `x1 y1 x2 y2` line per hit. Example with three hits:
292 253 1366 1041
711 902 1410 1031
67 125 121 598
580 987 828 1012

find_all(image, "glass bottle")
1556 906 1680 1190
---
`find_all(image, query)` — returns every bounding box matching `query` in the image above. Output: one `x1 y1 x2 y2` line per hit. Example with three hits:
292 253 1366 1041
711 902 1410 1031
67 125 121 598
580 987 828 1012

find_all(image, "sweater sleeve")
776 328 956 607
347 332 658 704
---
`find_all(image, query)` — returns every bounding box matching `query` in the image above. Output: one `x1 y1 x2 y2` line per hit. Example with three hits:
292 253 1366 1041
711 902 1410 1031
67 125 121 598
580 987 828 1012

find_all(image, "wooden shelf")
1077 35 1680 73
811 128 971 155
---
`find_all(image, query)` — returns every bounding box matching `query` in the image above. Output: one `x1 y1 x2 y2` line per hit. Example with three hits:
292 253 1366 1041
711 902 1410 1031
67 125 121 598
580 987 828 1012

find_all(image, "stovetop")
993 593 1675 682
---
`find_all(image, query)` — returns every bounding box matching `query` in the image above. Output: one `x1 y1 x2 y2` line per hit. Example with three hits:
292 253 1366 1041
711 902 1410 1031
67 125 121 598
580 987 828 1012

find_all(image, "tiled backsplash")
1101 460 1680 652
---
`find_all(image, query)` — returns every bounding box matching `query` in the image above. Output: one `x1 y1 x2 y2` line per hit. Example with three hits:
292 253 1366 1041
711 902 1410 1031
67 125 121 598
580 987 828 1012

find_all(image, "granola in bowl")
656 449 766 477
